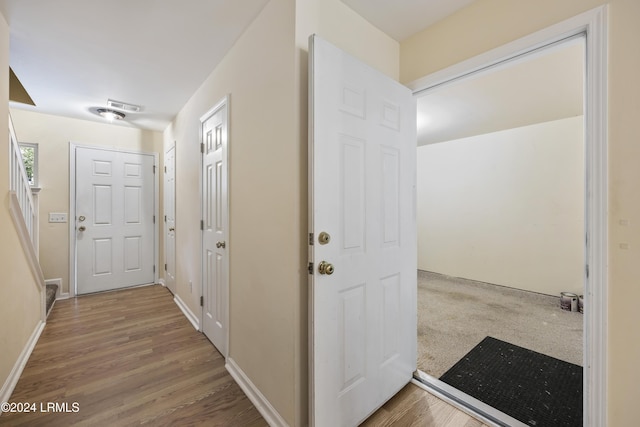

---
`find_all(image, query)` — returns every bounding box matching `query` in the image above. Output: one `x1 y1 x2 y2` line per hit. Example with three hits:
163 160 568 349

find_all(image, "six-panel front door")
201 98 229 356
75 146 155 295
309 35 417 426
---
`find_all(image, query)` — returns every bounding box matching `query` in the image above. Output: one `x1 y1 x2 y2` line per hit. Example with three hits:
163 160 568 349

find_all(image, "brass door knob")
318 261 334 275
78 225 86 232
216 241 226 248
169 227 175 232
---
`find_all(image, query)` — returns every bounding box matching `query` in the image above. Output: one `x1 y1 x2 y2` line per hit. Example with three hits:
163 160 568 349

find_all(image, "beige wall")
9 109 163 295
401 1 640 425
418 117 584 296
164 0 301 423
164 0 399 424
0 12 43 399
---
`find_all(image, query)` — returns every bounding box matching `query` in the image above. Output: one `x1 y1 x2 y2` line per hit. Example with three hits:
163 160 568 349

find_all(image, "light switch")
49 213 68 223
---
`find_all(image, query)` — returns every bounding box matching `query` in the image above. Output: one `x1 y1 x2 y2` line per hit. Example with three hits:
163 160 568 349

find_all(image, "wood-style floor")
2 285 486 427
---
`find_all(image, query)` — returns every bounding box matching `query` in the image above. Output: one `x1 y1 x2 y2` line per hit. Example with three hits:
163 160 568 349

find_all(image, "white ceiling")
417 38 584 146
341 0 475 41
2 1 583 139
1 0 269 131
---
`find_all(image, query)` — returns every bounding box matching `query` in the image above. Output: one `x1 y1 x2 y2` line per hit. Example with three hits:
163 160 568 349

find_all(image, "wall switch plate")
49 212 68 223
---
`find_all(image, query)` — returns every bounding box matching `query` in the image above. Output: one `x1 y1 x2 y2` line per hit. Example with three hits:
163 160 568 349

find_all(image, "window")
19 142 38 187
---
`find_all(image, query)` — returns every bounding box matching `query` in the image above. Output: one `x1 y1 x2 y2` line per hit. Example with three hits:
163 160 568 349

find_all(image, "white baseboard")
158 278 166 287
57 293 71 300
0 320 45 404
173 294 200 331
226 358 289 427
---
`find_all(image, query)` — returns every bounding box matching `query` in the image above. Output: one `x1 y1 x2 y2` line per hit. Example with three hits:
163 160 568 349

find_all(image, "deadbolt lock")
78 215 86 222
318 261 334 275
318 231 331 245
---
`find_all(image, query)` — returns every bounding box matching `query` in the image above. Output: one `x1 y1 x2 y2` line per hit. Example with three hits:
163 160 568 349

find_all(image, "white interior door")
309 35 417 426
164 144 176 294
201 98 229 356
76 146 155 295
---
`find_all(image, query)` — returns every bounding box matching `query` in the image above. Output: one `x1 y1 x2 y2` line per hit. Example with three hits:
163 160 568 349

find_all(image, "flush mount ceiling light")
97 108 125 121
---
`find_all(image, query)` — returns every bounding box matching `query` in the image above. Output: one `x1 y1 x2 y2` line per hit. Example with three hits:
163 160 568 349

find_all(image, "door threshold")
412 370 528 427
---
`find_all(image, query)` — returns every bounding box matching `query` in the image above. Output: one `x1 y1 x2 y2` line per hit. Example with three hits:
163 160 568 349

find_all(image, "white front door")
201 98 229 356
75 146 156 295
309 35 417 426
164 144 176 294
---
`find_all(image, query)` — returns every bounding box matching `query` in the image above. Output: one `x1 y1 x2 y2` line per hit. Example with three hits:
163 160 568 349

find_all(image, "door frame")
199 95 230 358
69 143 159 297
163 142 176 294
407 6 608 426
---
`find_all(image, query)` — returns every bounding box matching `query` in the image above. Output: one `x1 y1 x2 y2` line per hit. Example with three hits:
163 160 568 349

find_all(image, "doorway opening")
409 7 608 425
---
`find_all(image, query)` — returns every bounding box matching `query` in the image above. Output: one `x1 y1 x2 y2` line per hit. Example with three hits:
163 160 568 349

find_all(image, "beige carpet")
417 270 583 378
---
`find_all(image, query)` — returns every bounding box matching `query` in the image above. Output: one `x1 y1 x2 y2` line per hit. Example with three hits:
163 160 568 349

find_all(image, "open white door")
309 35 417 426
201 98 229 356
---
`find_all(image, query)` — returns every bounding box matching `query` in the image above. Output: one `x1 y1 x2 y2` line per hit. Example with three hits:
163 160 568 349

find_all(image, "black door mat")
439 336 582 427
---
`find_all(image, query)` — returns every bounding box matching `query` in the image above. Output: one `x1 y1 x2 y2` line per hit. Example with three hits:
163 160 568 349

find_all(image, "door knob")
216 241 226 248
318 261 334 275
318 231 331 245
78 225 86 232
169 227 175 232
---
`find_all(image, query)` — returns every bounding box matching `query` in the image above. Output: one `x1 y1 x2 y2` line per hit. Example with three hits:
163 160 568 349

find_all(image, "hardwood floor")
2 285 266 426
362 384 489 427
2 284 486 427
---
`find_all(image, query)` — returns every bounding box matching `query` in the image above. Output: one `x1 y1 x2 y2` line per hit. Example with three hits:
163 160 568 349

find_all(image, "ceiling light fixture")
97 108 125 121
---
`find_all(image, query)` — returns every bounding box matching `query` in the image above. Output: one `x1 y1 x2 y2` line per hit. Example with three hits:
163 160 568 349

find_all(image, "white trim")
408 6 608 426
56 293 71 300
158 278 166 287
69 143 160 297
0 320 45 404
199 95 231 359
226 358 289 427
173 294 200 331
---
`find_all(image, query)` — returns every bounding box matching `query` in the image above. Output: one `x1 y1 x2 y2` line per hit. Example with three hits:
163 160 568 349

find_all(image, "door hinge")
153 215 156 224
200 296 204 307
200 220 204 230
164 263 167 271
153 165 156 173
308 262 314 275
164 166 167 173
309 233 314 246
200 143 205 154
153 265 156 273
586 264 589 278
164 215 167 222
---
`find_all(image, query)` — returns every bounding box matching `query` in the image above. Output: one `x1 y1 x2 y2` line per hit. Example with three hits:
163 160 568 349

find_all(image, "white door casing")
164 144 176 294
75 146 155 295
309 35 417 427
201 97 229 357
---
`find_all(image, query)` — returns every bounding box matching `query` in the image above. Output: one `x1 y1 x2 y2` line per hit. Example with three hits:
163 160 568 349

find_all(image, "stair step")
45 284 58 315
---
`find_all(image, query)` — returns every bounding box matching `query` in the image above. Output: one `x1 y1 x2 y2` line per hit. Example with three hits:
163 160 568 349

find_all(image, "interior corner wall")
163 0 303 424
8 109 164 295
0 12 43 401
401 0 640 424
417 117 584 296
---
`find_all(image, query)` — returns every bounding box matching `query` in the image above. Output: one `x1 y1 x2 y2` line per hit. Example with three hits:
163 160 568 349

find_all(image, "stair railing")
8 113 38 252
